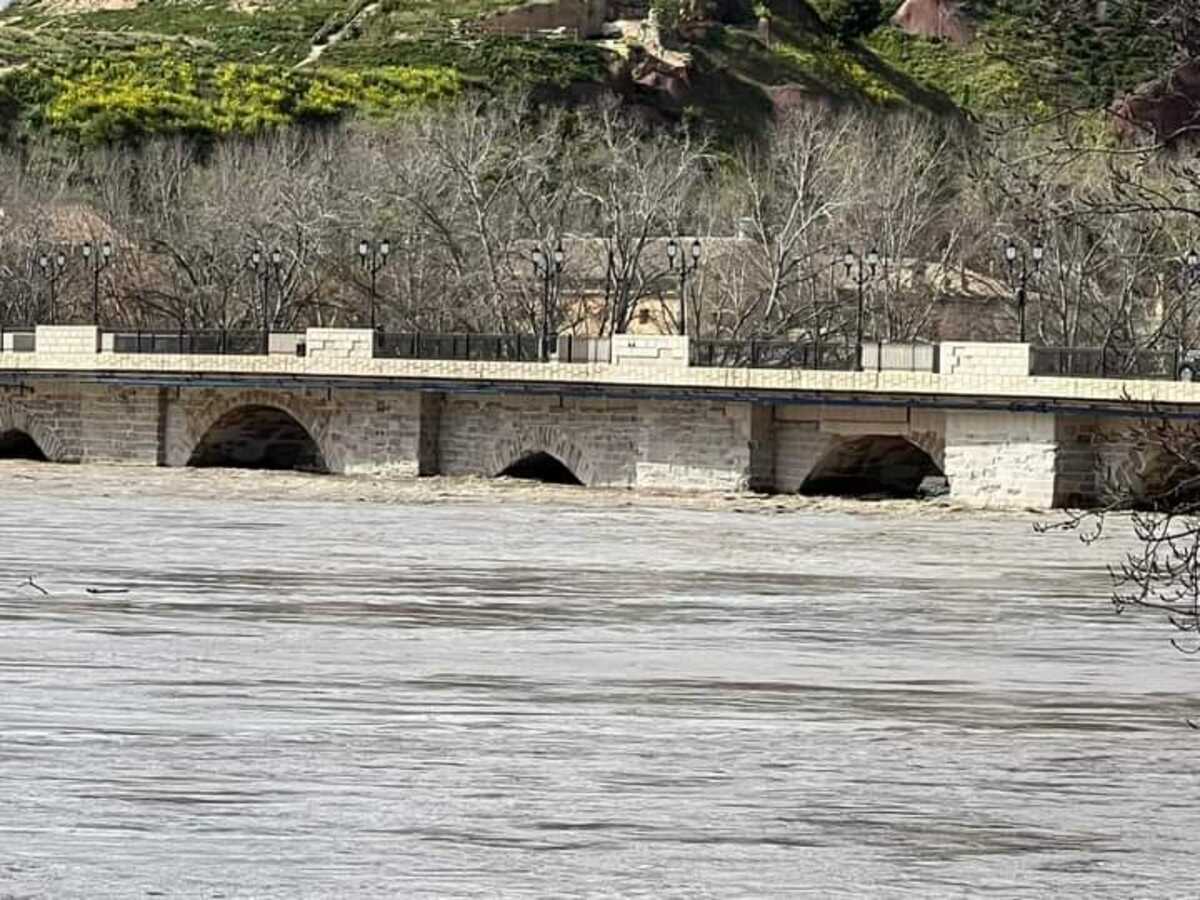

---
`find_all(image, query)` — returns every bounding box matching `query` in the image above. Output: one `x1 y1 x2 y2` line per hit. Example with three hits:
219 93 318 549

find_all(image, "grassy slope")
0 0 607 142
870 0 1174 118
0 0 1175 143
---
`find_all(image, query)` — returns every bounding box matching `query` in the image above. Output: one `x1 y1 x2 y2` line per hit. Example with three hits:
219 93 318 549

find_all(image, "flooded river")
0 465 1196 898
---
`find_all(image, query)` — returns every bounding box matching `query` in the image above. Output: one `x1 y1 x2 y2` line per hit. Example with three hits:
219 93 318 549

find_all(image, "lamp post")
1003 237 1044 343
358 237 390 331
249 244 282 354
79 240 113 326
1178 249 1200 379
844 247 880 371
666 237 701 336
37 249 67 325
532 241 563 362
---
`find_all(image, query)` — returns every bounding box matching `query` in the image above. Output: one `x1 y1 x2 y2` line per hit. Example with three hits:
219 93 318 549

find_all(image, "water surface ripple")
0 493 1195 897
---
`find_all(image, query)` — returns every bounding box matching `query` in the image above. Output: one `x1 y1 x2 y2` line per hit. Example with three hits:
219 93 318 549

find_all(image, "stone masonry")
0 327 1194 507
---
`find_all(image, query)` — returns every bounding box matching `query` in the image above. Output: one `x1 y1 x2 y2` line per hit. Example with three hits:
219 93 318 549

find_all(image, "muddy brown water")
0 464 1196 897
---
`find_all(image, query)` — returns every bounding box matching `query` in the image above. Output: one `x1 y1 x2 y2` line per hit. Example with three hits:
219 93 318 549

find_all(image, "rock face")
1111 61 1200 144
891 0 973 45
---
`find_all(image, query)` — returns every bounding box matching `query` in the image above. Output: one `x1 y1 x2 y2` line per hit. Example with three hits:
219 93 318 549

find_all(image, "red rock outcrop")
891 0 973 45
1111 61 1200 144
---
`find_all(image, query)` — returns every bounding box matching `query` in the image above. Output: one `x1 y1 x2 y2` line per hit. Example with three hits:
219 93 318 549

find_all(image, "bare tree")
574 103 712 335
720 107 860 340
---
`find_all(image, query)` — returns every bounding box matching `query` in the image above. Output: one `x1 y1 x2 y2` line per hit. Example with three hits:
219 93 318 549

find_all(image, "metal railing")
1030 346 1178 380
557 335 611 363
861 341 939 372
690 339 858 370
105 330 264 355
0 327 35 353
375 332 541 362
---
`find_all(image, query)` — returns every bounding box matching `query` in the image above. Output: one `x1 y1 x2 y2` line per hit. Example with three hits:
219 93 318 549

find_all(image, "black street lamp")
249 244 283 354
358 237 391 331
37 248 68 325
79 240 113 326
532 241 563 362
667 237 701 336
844 247 880 371
1003 237 1044 343
1177 250 1200 379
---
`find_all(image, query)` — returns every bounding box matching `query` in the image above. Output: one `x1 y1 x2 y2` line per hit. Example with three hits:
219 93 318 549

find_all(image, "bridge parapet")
610 335 689 367
306 328 374 362
9 327 1200 410
938 341 1030 377
35 325 100 355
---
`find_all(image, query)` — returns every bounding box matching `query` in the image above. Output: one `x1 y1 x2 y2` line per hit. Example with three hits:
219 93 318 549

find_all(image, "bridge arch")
487 426 596 486
801 434 946 498
174 390 337 471
0 430 48 461
498 450 584 485
186 403 329 472
0 405 67 462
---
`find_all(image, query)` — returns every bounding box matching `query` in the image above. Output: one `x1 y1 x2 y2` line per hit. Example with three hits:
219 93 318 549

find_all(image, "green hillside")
0 0 1179 143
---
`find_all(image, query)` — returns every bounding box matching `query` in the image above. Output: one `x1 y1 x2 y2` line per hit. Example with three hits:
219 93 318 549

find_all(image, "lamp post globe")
80 239 115 326
844 247 881 371
1002 236 1042 344
666 237 700 337
358 237 390 331
1179 250 1200 379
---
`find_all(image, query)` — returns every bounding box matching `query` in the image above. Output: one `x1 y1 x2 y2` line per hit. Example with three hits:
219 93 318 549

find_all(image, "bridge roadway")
1 327 1197 508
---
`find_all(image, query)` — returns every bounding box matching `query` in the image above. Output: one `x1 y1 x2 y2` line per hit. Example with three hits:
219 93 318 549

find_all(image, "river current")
0 471 1197 898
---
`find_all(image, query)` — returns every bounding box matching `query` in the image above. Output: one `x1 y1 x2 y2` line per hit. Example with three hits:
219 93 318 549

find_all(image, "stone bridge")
2 326 1199 509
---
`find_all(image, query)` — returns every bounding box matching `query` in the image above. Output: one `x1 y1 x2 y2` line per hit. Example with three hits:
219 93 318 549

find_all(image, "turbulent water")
0 477 1197 898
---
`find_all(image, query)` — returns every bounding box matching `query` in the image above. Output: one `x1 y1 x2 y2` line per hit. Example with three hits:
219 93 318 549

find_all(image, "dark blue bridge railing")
1030 347 1178 380
375 333 541 362
7 326 1194 383
690 339 858 371
107 330 264 355
0 327 35 353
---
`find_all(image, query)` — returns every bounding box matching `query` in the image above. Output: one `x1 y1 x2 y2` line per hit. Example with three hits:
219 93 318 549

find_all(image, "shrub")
821 0 883 41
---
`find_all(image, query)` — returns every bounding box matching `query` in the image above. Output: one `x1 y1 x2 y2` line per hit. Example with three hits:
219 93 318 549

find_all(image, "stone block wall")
0 381 161 464
438 394 639 486
0 383 83 462
1053 415 1102 507
323 390 428 475
748 404 775 491
268 333 306 356
636 400 763 491
76 384 163 465
35 326 99 355
938 342 1030 377
943 410 1058 507
773 407 834 492
610 335 689 367
0 370 1172 510
306 328 374 364
417 393 444 476
769 404 946 493
161 386 428 475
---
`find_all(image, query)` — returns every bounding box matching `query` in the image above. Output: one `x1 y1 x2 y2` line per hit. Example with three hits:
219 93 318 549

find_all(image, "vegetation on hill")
869 0 1175 117
0 0 1184 143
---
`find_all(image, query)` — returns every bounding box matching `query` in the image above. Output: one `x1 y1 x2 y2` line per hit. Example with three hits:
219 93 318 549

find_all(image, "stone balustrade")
3 328 1199 409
